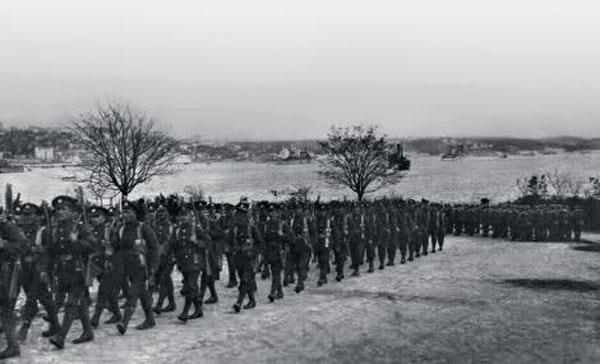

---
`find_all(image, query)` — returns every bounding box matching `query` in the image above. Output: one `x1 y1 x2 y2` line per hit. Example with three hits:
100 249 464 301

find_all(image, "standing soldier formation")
0 187 588 360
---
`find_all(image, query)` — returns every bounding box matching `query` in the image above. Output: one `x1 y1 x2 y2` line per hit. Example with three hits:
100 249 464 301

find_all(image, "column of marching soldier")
0 194 449 360
447 201 586 242
0 195 587 360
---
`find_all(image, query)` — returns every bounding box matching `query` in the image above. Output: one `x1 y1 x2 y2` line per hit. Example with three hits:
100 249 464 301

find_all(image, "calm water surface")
1 152 599 204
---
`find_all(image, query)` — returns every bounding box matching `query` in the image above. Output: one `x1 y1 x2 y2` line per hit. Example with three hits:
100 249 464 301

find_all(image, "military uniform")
48 196 96 349
14 203 60 341
113 201 158 335
0 213 28 359
152 205 177 314
89 206 122 328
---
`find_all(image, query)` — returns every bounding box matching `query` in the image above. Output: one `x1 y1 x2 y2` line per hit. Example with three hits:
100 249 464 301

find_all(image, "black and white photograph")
1 1 600 363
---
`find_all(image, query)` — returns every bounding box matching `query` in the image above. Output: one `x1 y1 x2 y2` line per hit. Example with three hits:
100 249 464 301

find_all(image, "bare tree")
71 102 179 200
546 168 586 197
318 124 402 201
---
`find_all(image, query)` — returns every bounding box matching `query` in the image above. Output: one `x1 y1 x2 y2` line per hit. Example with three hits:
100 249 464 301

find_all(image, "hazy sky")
2 0 600 139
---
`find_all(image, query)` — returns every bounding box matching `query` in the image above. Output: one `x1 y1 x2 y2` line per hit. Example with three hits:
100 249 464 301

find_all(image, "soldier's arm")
4 222 28 254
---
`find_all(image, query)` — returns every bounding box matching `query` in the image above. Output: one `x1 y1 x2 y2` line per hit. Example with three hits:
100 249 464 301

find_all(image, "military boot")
243 291 256 310
72 306 94 344
1 313 20 359
275 288 284 300
162 292 177 312
42 303 61 338
233 290 244 313
204 278 218 304
152 294 166 315
367 261 375 273
117 307 134 335
189 298 204 320
177 297 192 322
50 308 76 349
136 299 156 330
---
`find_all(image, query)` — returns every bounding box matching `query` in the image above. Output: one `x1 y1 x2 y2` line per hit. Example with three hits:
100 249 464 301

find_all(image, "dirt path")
8 234 600 363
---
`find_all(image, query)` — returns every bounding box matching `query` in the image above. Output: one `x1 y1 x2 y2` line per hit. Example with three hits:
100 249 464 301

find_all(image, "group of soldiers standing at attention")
0 191 588 359
447 202 586 242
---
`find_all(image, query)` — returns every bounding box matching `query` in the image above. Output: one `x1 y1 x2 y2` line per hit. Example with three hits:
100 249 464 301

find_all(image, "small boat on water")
441 144 465 161
388 143 411 171
61 175 78 181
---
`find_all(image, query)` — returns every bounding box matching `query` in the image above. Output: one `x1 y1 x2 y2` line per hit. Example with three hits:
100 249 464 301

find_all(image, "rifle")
77 187 95 287
3 184 20 299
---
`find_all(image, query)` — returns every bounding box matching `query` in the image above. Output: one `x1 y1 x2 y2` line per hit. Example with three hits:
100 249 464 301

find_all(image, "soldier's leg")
189 269 203 320
366 242 375 272
295 247 310 292
50 284 78 349
137 270 157 329
0 297 20 359
430 230 437 253
153 265 167 313
422 232 429 256
408 236 415 261
270 256 284 301
243 260 257 309
399 237 407 264
178 269 197 322
377 243 386 269
233 254 247 312
17 266 37 341
73 287 94 344
387 236 397 266
38 279 60 337
317 249 329 285
225 253 237 288
438 231 445 251
117 263 142 335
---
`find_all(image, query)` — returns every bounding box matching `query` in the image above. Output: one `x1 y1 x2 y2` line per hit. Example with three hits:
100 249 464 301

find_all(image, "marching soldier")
288 206 312 292
0 207 28 359
89 206 122 328
113 201 159 335
262 204 287 302
331 202 348 282
14 203 60 341
170 203 209 322
231 203 263 312
48 196 96 349
314 203 331 285
152 204 177 314
199 204 223 305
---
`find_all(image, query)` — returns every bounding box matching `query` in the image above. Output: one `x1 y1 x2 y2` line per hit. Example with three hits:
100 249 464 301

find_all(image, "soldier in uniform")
14 203 60 341
113 201 159 335
288 206 312 292
0 208 28 359
262 204 287 302
348 204 364 277
331 202 348 282
152 204 177 314
170 203 209 322
376 202 390 269
222 205 238 288
48 196 96 349
314 203 332 285
231 203 263 312
199 204 223 305
364 204 377 273
89 206 122 328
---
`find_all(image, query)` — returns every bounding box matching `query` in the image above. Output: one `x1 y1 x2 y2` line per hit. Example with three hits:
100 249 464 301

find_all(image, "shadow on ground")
573 244 600 252
503 279 599 292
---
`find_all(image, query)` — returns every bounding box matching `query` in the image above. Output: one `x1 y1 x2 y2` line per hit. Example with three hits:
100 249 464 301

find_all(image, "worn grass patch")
503 279 599 292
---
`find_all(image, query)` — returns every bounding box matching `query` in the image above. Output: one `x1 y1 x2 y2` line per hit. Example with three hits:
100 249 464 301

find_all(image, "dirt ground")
7 234 600 364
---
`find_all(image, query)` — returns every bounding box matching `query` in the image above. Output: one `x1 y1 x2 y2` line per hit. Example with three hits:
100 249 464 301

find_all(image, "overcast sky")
1 0 600 139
